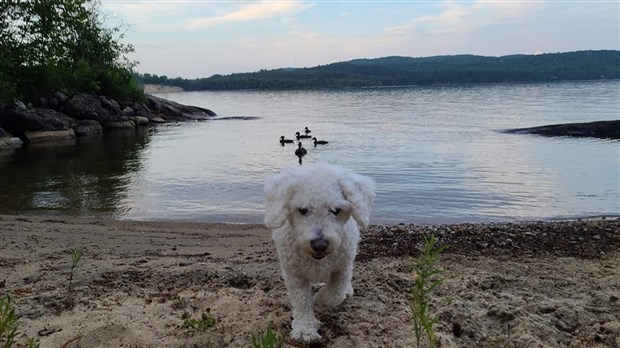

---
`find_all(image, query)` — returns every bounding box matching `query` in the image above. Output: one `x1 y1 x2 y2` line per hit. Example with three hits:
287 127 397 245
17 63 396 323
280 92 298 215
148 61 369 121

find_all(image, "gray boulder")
104 120 135 130
146 94 216 121
0 108 43 133
149 116 167 124
24 129 76 143
74 120 103 136
62 93 125 125
132 116 149 126
0 107 76 139
47 91 70 109
131 102 154 118
38 108 78 130
13 98 27 110
0 127 12 151
122 106 134 116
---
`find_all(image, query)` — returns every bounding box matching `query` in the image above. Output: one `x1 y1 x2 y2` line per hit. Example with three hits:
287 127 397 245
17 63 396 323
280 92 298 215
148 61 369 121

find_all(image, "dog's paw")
290 325 322 343
316 287 347 309
345 284 354 298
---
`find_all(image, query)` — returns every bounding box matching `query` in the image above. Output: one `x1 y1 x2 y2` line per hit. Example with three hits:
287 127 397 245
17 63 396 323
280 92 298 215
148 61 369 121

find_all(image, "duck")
312 137 328 146
295 131 312 140
304 126 312 135
279 135 294 144
295 142 307 157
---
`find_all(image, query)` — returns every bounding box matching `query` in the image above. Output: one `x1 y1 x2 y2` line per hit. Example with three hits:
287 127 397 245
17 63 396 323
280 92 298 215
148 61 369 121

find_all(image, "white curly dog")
264 163 375 343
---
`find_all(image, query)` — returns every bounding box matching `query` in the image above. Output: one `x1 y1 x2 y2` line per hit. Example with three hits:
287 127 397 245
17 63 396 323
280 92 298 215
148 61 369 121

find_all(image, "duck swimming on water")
280 135 294 144
295 142 307 165
295 142 307 157
312 137 328 146
304 127 311 135
295 132 312 140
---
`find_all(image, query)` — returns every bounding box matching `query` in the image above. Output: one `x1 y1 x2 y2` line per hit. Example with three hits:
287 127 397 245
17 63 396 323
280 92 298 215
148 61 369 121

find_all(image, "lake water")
0 81 618 224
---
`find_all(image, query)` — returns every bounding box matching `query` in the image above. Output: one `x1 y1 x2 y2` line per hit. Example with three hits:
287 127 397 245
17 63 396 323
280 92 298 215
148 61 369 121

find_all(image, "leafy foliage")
0 0 144 103
136 50 620 91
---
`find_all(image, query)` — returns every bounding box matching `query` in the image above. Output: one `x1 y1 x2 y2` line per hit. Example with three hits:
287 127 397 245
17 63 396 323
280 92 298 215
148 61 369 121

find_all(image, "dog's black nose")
310 239 329 253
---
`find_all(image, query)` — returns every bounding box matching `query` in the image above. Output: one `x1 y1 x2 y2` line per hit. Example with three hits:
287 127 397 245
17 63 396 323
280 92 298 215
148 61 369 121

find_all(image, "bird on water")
280 135 294 144
295 131 312 140
295 142 307 165
312 137 328 146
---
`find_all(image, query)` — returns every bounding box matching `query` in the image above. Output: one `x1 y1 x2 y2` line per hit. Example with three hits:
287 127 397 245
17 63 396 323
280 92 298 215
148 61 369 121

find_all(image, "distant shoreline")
143 78 619 94
143 84 184 93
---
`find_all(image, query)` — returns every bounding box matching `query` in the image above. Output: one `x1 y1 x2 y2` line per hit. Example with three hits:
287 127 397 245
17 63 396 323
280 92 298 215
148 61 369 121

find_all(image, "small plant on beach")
250 322 285 348
26 337 40 348
182 309 217 331
0 295 40 348
0 295 18 348
67 248 84 291
411 234 446 348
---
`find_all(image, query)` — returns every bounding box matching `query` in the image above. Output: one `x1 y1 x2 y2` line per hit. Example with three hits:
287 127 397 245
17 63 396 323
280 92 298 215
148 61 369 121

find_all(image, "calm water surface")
0 81 618 224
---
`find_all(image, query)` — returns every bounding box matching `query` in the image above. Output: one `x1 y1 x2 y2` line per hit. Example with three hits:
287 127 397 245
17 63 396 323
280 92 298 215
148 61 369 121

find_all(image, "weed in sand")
0 295 40 348
67 248 84 291
411 234 446 348
26 337 40 348
182 309 217 331
0 295 18 348
250 322 285 348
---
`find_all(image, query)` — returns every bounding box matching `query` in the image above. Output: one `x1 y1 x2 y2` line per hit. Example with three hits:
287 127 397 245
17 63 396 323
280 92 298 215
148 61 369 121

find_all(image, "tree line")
136 50 620 91
0 0 144 104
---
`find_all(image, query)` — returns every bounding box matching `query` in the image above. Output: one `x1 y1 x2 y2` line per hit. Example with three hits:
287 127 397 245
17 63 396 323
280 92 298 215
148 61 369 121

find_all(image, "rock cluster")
503 120 620 140
0 92 216 149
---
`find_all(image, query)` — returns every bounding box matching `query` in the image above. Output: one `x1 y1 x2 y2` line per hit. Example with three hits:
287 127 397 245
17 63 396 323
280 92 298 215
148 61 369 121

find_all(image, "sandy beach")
1 214 618 347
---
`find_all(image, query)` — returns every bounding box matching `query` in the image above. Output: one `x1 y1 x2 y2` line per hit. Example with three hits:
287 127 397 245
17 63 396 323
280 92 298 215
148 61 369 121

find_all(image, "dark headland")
503 120 620 140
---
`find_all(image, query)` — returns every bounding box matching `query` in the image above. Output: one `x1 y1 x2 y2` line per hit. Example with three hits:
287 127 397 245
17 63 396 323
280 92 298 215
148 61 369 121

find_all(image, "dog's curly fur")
264 163 375 342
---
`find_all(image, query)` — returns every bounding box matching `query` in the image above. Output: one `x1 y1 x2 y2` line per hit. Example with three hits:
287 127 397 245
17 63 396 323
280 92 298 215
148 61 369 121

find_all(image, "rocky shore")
1 215 618 347
0 93 216 150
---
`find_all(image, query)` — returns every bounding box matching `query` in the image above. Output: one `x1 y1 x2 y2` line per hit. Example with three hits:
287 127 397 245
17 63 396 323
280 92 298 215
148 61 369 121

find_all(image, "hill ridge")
136 50 620 91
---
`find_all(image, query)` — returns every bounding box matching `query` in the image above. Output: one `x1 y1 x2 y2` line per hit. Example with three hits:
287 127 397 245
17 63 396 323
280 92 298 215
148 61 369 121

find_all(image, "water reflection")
0 128 150 218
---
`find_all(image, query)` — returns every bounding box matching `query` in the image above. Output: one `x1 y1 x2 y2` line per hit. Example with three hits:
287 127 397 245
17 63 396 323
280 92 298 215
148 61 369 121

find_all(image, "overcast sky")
101 0 620 79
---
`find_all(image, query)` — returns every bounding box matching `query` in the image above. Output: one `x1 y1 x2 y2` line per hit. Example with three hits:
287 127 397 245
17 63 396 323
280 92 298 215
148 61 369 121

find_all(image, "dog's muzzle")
310 238 329 259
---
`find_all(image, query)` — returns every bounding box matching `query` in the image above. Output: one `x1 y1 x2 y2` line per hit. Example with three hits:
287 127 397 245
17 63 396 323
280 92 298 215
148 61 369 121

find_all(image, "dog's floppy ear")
339 171 375 228
264 170 295 229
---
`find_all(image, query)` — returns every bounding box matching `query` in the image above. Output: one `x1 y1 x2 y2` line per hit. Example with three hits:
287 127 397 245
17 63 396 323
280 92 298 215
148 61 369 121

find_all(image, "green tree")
0 0 144 103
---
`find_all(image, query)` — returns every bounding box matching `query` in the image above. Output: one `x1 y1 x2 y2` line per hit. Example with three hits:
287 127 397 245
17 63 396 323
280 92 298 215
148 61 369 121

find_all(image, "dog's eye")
330 208 341 216
298 208 308 215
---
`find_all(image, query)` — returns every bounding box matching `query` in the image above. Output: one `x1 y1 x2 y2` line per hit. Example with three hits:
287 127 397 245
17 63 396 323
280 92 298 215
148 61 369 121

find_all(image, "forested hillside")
136 50 620 91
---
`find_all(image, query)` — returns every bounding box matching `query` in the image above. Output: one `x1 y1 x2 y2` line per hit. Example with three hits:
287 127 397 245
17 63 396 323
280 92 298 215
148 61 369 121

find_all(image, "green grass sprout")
67 248 84 291
411 234 446 348
250 322 285 348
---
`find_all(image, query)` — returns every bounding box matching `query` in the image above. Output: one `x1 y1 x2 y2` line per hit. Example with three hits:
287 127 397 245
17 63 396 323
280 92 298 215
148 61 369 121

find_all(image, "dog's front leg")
283 272 322 342
316 263 354 309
